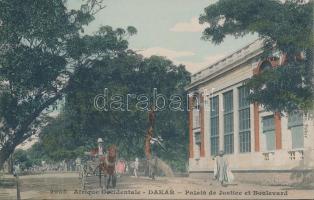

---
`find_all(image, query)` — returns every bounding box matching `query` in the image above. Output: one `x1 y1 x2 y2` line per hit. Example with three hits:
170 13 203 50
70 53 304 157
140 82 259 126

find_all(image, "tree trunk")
0 92 64 169
0 142 16 170
8 155 14 174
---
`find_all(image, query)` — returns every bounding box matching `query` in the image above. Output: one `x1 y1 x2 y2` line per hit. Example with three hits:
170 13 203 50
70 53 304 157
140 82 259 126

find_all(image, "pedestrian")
151 156 157 180
13 163 20 177
213 150 234 186
125 162 129 175
134 157 139 178
75 157 81 171
116 159 126 177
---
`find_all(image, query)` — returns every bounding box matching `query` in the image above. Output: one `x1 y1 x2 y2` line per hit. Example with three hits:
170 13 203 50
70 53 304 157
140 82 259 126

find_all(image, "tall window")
288 112 304 149
262 115 275 151
194 132 201 159
193 109 200 129
210 96 219 156
238 86 251 153
223 91 234 154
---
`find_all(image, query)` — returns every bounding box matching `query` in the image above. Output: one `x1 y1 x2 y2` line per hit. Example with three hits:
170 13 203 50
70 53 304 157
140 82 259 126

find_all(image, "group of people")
91 138 233 186
131 151 233 186
132 157 156 180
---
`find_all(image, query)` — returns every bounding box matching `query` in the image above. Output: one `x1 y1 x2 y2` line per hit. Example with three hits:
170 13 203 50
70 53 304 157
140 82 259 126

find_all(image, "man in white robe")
213 150 234 186
134 157 139 178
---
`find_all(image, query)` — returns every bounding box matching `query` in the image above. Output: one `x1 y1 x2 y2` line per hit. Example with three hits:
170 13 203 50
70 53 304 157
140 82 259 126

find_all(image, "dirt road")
1 173 313 199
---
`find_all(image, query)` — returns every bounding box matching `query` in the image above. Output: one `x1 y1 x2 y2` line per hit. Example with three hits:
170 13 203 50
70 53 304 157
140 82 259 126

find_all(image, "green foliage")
39 114 91 161
12 142 52 170
0 0 138 166
13 149 33 170
27 143 49 165
39 54 190 171
200 0 314 112
246 54 314 111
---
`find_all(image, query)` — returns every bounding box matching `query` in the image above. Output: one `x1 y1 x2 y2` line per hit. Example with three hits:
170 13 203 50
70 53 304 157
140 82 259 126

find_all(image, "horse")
99 144 117 188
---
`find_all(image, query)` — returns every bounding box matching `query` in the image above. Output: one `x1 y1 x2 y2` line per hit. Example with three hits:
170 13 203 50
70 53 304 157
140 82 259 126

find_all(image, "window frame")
210 95 219 156
238 86 251 153
223 90 234 154
288 112 304 149
262 115 276 151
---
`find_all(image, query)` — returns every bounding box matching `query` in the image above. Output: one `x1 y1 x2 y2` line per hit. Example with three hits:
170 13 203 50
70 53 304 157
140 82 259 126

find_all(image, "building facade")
186 40 314 182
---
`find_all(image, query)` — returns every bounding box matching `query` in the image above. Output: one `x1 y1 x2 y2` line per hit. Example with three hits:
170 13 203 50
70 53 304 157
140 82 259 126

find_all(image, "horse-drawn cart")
79 143 117 189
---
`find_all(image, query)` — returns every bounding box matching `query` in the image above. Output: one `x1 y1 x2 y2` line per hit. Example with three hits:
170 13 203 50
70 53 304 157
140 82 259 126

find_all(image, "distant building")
186 40 314 183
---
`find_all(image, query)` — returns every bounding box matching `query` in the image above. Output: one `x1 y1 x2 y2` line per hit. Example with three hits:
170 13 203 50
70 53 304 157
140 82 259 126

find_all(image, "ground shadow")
288 147 314 190
0 177 15 188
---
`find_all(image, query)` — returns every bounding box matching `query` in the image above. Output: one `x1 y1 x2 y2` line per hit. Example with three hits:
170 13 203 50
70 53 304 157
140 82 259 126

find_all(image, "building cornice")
186 39 264 91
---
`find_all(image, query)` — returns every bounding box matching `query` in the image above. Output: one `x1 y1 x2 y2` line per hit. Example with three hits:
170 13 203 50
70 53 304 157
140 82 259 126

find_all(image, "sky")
67 0 258 74
18 0 258 150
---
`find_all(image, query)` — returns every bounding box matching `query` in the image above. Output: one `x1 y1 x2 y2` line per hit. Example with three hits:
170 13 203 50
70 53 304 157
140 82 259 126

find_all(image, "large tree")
0 0 136 167
39 54 190 171
199 0 314 112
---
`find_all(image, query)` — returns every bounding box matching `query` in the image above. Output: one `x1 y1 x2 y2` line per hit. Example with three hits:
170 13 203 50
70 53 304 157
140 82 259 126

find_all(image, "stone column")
250 103 255 153
200 94 205 157
189 96 194 158
254 103 260 152
275 112 282 149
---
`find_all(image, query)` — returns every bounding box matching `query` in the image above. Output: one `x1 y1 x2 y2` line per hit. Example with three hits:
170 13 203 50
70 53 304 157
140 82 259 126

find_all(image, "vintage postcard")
0 0 313 199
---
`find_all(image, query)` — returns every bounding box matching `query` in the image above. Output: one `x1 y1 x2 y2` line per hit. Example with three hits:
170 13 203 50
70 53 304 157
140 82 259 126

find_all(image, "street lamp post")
13 164 21 200
97 138 104 187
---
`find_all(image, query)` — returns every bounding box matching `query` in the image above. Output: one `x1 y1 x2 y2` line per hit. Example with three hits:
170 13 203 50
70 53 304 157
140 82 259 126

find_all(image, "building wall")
188 55 314 175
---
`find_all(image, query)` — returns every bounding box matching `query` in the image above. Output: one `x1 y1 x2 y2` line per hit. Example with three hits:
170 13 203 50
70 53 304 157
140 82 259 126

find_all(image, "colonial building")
186 40 314 182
